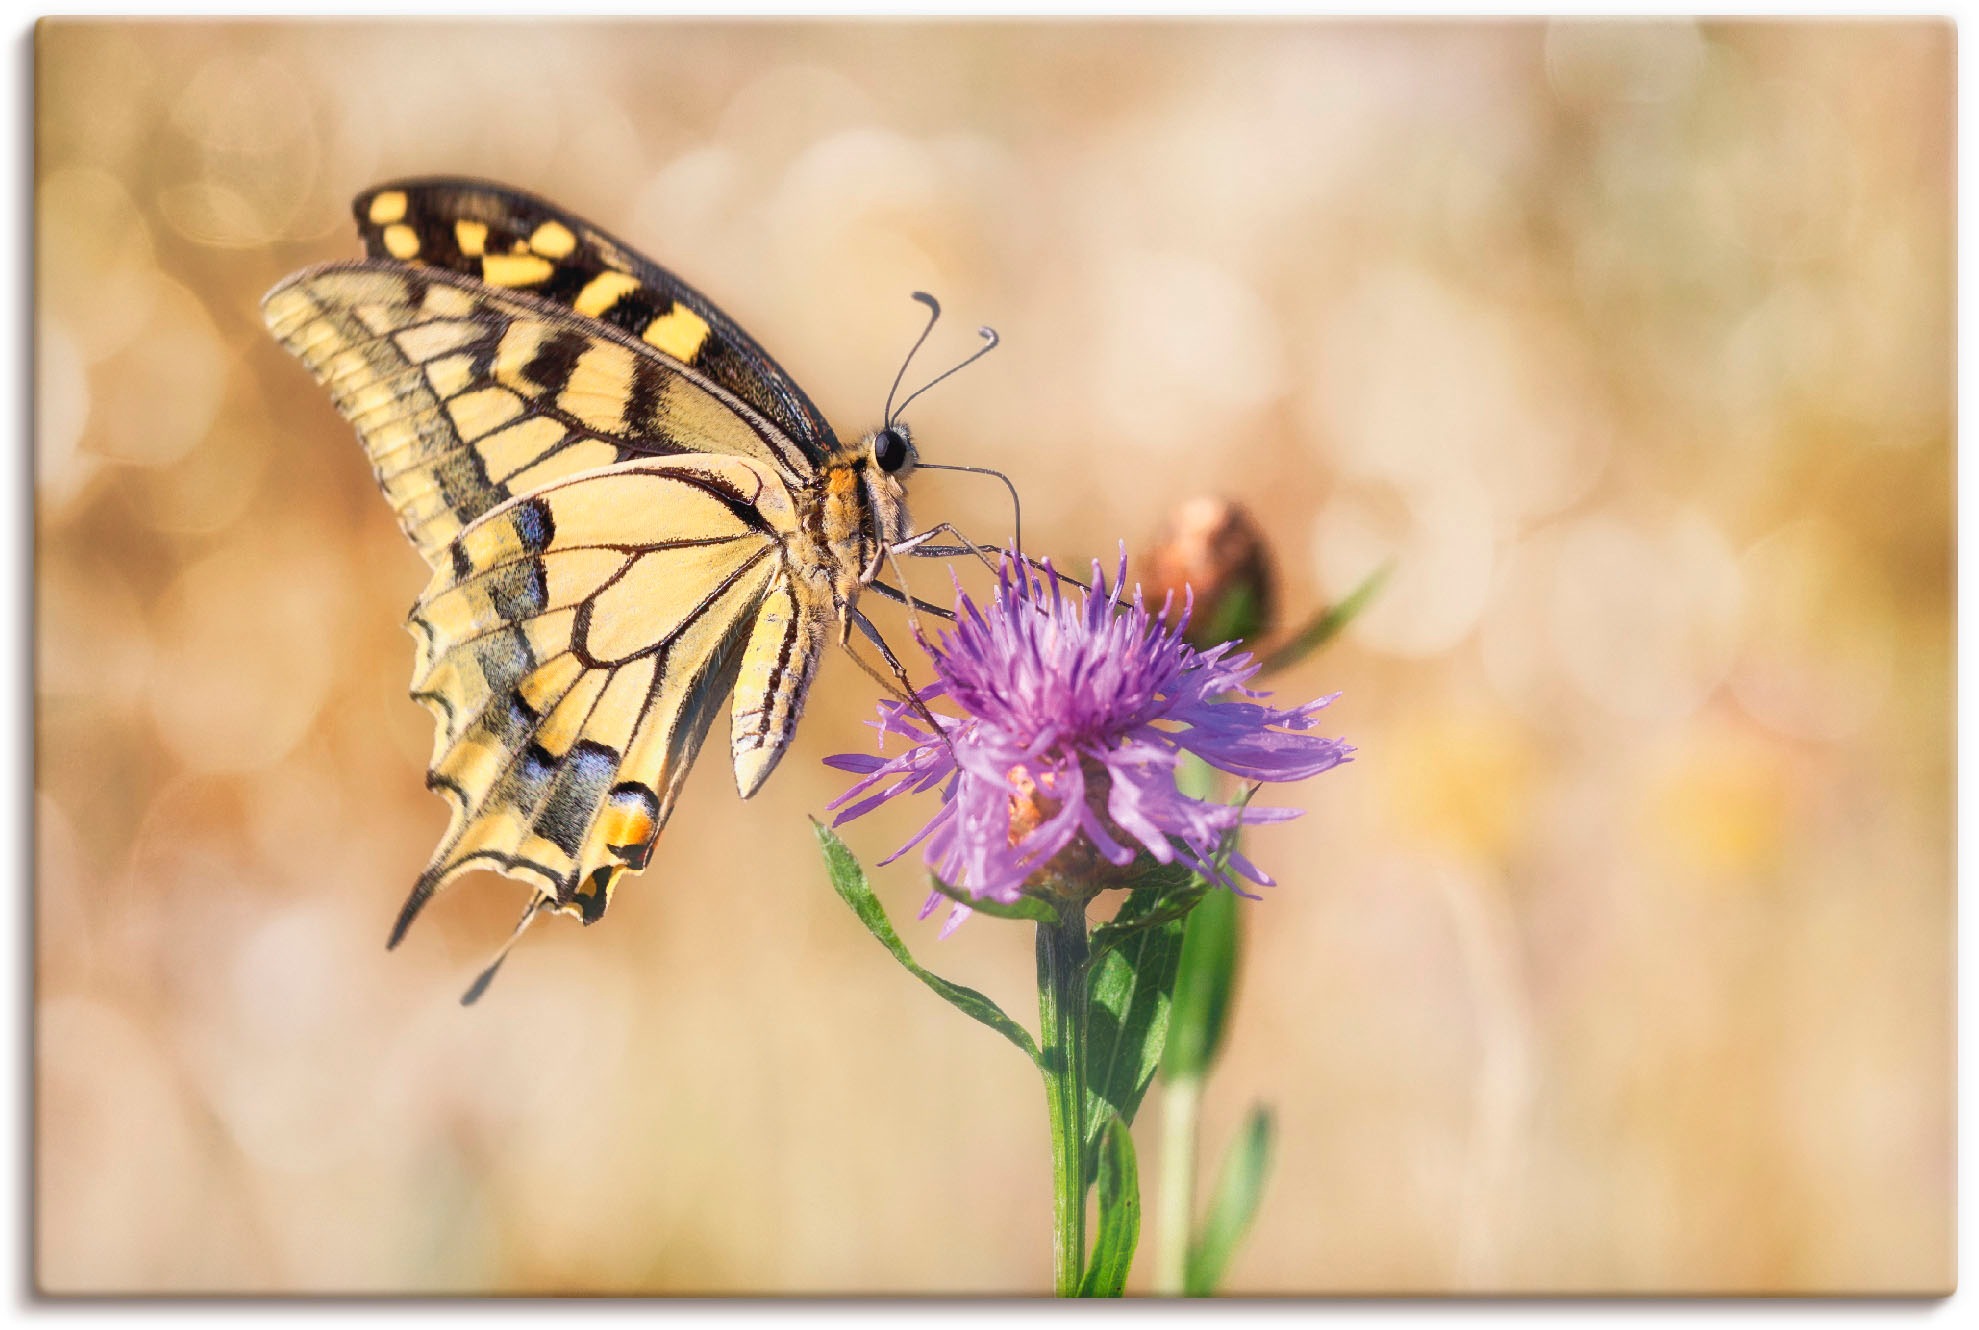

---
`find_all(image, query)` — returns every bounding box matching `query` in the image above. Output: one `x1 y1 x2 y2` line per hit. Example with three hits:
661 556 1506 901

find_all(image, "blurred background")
34 18 1951 1294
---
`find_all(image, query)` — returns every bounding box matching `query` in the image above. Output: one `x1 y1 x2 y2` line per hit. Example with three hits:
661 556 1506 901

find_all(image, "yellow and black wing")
263 262 817 564
352 177 838 462
262 259 827 962
395 454 796 940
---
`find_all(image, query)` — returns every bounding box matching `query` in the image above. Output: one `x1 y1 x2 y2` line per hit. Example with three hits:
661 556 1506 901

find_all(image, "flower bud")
1142 496 1277 650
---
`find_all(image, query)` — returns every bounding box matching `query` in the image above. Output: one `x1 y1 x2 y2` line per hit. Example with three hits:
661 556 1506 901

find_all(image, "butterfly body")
263 179 930 961
731 430 916 800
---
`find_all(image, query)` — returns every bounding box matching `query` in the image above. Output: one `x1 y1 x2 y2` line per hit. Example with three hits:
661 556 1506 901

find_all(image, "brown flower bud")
1142 496 1277 650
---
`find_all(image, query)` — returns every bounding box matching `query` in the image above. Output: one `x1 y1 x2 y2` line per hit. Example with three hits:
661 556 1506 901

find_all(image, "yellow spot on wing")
448 387 523 441
574 271 642 318
425 352 475 400
642 304 712 363
449 807 531 864
492 321 558 388
560 344 636 433
475 416 570 483
382 224 420 259
434 734 508 809
529 220 578 259
419 282 477 319
368 190 408 224
519 654 586 723
587 657 658 753
523 608 577 664
455 219 488 257
481 252 556 287
351 304 402 338
393 319 481 365
535 670 609 758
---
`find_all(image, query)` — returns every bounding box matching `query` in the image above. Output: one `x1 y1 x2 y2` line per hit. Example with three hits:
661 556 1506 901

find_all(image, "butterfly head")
850 421 917 549
869 422 917 478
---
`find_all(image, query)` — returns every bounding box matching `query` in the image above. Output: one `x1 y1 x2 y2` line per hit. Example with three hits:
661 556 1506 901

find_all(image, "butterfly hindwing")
393 455 811 938
729 574 827 800
262 261 815 565
352 177 837 462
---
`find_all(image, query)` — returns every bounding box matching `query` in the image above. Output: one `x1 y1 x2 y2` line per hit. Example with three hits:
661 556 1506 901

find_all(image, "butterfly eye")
873 427 911 473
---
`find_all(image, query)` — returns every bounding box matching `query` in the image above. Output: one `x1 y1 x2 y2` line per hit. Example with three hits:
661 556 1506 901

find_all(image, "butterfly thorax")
724 434 905 809
805 430 913 620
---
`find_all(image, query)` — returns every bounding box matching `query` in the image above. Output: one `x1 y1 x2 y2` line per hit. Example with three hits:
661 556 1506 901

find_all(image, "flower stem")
1036 902 1090 1296
1154 1072 1202 1295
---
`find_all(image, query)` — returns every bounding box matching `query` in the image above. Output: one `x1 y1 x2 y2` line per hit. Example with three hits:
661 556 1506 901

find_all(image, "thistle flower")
824 551 1352 927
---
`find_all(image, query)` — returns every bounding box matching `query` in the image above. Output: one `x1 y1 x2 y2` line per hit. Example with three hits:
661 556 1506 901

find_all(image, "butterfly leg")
842 608 958 760
858 509 956 648
908 542 1094 594
838 606 917 704
865 578 957 621
888 522 1002 572
858 520 996 614
891 526 1094 594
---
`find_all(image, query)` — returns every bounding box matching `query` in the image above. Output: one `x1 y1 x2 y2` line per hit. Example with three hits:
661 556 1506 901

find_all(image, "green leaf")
1257 560 1391 676
1082 879 1188 1175
1077 1114 1142 1297
1160 884 1239 1082
1185 1106 1274 1296
812 821 1039 1064
927 873 1060 926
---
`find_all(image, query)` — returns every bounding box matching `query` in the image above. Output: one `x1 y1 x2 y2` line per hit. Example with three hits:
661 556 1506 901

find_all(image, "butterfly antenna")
885 292 944 427
460 896 548 1006
891 323 1000 424
914 462 1025 562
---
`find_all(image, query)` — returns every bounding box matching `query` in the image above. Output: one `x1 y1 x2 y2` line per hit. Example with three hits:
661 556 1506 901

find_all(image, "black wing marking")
352 176 838 464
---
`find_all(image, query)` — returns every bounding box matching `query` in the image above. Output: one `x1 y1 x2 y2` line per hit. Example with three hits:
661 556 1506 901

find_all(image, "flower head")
825 550 1352 929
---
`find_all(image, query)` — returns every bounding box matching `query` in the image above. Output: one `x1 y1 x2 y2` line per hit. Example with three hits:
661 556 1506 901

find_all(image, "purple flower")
824 551 1352 929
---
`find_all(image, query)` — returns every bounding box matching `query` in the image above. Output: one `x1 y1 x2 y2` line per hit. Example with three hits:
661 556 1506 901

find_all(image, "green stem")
1037 902 1091 1296
1153 1073 1202 1295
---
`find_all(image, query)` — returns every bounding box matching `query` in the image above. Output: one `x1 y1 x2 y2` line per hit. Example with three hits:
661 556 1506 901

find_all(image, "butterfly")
263 178 997 1001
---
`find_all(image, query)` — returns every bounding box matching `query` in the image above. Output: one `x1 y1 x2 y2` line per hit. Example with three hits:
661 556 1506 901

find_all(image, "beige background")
35 18 1952 1294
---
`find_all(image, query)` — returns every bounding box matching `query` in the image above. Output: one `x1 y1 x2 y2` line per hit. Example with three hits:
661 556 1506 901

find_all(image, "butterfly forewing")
263 261 815 565
352 177 837 461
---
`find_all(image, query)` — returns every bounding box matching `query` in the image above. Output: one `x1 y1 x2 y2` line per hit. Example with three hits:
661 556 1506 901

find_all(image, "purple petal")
823 752 888 774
